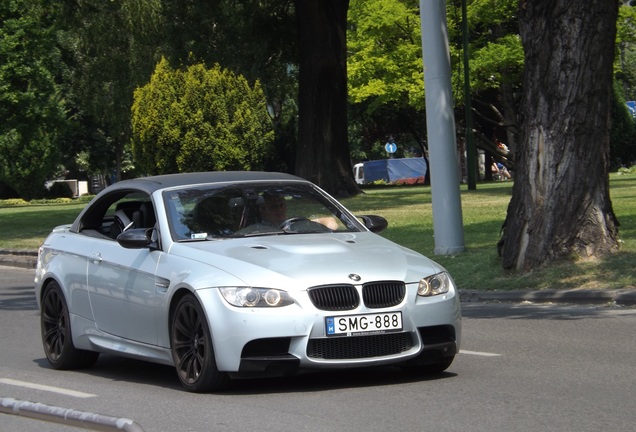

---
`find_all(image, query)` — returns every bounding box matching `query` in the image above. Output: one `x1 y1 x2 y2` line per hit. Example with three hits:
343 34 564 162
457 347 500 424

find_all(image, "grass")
1 173 634 291
341 173 636 291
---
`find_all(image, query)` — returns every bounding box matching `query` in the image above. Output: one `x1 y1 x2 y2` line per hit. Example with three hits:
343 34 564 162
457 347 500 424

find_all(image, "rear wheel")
40 281 99 369
171 294 231 392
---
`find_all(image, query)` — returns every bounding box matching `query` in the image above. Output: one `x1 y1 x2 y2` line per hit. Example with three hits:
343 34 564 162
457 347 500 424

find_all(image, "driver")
260 192 287 226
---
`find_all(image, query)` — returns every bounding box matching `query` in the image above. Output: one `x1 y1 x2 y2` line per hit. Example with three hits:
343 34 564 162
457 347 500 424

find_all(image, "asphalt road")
1 266 635 432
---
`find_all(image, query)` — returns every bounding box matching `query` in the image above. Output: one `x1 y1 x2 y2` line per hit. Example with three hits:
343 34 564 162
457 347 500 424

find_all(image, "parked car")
35 171 461 392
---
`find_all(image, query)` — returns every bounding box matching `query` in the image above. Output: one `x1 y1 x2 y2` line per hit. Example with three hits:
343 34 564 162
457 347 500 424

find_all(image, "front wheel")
40 281 99 369
171 294 231 392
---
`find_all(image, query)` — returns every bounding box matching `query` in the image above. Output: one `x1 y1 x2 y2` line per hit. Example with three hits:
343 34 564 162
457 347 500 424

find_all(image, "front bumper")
197 283 462 374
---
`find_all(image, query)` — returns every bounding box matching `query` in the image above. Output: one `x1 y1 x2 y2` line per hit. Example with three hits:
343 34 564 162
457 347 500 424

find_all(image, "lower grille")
307 332 413 360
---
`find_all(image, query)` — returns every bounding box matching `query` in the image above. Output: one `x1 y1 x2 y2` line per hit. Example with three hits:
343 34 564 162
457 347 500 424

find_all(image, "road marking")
459 349 502 357
0 378 96 398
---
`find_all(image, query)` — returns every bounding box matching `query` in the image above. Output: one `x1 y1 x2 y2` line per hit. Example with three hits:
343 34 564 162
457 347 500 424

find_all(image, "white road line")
459 349 502 357
0 378 96 398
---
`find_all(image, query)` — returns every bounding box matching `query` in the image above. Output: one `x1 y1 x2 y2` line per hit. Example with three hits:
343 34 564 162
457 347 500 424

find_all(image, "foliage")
0 198 30 207
0 0 67 199
348 0 424 111
610 80 636 168
616 2 636 100
57 0 164 181
0 194 94 207
469 34 524 92
131 58 275 174
160 0 298 172
346 0 523 161
449 0 522 95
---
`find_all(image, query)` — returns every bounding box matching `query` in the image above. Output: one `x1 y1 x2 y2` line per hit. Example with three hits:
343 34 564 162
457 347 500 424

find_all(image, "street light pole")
420 0 466 255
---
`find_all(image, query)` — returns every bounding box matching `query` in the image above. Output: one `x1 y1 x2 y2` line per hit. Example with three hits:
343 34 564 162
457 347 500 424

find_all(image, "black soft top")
100 171 305 196
70 171 306 233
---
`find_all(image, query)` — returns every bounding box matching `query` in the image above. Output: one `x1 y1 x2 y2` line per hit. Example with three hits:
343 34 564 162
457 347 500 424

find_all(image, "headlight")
220 287 293 307
417 272 452 297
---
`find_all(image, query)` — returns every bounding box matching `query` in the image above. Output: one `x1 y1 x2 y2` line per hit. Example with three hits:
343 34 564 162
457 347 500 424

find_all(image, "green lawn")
341 173 636 291
1 173 634 291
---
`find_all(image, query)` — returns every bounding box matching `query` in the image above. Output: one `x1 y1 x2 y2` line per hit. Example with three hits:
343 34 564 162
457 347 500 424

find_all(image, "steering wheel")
278 217 308 231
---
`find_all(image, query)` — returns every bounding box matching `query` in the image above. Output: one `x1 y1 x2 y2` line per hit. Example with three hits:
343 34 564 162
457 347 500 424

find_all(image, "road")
1 266 635 432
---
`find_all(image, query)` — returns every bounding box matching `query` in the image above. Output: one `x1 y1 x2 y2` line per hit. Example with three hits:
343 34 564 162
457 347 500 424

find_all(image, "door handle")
90 252 102 263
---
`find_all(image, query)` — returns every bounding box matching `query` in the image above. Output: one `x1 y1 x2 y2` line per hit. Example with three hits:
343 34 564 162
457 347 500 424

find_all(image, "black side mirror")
358 215 388 233
117 228 157 249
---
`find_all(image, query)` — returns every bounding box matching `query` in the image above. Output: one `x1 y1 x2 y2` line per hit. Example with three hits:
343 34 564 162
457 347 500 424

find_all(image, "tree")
498 0 620 271
160 0 299 172
346 0 523 175
59 0 163 182
131 58 274 174
294 0 359 196
0 0 67 199
347 0 429 161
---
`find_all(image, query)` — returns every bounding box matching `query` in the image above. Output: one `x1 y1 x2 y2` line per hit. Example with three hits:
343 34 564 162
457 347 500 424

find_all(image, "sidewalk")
2 249 635 306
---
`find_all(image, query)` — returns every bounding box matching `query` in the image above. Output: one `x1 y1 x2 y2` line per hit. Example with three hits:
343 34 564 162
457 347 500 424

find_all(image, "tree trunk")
294 0 360 196
499 0 619 271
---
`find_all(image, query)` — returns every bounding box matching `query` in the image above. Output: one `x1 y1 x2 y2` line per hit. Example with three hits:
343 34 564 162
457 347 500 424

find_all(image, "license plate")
325 312 403 336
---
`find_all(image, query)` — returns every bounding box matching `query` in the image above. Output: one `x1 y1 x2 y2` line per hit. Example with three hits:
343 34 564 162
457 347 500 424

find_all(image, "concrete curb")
460 288 636 307
0 249 37 269
1 249 634 306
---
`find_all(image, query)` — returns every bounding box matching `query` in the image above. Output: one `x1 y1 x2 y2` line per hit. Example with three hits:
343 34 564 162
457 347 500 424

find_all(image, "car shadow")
33 354 456 394
227 367 457 395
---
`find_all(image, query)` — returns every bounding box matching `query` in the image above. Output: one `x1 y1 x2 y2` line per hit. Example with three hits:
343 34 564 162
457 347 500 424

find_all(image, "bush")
131 58 275 175
0 198 29 207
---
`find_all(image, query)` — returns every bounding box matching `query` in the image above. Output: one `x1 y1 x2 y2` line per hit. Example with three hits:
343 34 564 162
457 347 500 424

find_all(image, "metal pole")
462 0 477 190
420 0 466 255
1 397 146 432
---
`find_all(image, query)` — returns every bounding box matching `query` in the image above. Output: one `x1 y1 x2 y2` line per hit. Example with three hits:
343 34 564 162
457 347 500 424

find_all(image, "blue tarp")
362 158 427 184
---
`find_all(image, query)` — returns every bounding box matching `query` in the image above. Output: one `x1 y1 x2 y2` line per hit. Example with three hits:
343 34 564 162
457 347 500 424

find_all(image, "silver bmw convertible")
35 171 461 392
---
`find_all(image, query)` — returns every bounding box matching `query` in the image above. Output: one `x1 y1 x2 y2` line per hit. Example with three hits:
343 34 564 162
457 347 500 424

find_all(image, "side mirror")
358 215 388 233
117 228 156 249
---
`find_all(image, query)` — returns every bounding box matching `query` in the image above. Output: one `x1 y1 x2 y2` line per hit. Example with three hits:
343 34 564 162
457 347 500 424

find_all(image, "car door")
86 236 161 345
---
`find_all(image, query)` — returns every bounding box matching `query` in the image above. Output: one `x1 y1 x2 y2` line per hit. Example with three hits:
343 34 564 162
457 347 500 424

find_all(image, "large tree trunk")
294 0 359 196
499 0 619 271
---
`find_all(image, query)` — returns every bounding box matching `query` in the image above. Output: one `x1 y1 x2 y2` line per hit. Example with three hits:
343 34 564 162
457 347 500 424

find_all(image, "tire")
171 294 231 392
40 281 99 369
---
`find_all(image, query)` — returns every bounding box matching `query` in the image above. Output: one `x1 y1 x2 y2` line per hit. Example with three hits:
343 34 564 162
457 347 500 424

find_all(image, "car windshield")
163 182 363 241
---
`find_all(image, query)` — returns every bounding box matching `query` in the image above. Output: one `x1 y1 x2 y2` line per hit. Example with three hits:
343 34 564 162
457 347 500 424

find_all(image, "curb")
0 249 37 269
459 288 636 307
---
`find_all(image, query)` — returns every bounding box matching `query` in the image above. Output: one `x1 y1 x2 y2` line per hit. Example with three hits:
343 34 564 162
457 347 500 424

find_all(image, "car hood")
170 232 442 289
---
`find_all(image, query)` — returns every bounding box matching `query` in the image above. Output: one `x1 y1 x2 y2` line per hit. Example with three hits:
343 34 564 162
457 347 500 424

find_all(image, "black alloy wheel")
40 281 99 369
171 294 231 392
